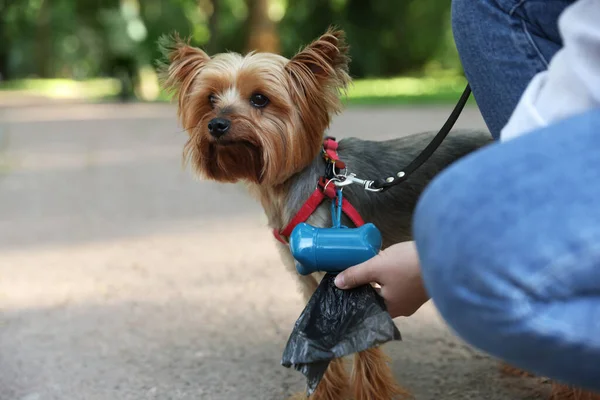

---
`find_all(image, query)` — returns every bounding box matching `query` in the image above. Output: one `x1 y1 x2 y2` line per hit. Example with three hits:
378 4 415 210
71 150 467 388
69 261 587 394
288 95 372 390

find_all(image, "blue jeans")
413 0 600 392
415 110 600 391
453 0 575 139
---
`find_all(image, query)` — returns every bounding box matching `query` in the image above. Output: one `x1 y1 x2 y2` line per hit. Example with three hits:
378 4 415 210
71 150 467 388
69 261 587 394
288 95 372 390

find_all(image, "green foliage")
0 75 472 107
278 0 454 78
0 0 461 82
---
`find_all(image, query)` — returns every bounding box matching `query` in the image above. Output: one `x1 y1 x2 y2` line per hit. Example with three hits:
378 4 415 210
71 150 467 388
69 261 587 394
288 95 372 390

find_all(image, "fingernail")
334 274 345 288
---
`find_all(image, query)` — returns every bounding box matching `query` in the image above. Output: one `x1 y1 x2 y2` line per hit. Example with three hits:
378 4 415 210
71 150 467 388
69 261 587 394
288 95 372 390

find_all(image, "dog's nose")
208 118 231 138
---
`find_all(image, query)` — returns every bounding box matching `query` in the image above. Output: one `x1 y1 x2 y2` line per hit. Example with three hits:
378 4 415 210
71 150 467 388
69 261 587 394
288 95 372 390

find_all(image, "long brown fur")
500 364 600 400
287 358 351 400
351 348 412 400
313 358 352 400
499 362 536 377
285 29 351 148
550 384 600 400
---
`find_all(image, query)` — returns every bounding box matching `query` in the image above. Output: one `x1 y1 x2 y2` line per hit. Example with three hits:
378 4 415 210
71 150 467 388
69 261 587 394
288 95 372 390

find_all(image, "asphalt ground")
0 102 552 400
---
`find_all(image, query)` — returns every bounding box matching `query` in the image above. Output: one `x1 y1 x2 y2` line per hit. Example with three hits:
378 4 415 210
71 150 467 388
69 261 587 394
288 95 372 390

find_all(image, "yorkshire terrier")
157 28 495 400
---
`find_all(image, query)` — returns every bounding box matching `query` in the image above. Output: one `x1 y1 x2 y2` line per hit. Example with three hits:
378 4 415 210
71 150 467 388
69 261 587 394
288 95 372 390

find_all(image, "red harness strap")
278 189 326 239
273 138 365 245
340 198 365 227
322 137 346 170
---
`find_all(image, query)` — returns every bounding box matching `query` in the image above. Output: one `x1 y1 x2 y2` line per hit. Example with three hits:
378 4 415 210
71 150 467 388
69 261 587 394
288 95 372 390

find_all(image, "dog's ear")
157 32 210 102
286 27 350 87
284 28 351 154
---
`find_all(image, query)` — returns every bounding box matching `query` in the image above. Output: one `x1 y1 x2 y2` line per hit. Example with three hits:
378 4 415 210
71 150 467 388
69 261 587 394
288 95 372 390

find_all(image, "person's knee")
451 0 473 46
451 0 515 58
412 147 531 347
451 0 498 46
414 109 600 308
413 109 600 371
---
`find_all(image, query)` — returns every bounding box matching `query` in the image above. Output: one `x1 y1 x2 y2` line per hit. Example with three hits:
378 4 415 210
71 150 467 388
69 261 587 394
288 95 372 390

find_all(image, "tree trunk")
35 0 52 78
245 0 279 53
0 17 8 80
199 0 220 54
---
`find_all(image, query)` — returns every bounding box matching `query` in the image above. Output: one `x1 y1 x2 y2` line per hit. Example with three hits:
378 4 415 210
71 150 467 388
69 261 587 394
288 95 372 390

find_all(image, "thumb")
334 255 381 289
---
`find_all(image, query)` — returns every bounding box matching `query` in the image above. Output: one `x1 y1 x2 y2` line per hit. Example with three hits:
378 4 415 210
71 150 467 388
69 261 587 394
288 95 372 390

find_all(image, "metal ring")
323 177 342 191
332 162 347 178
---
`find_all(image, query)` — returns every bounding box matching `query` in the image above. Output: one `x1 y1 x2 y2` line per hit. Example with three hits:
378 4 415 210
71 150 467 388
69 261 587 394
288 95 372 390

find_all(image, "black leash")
369 84 472 192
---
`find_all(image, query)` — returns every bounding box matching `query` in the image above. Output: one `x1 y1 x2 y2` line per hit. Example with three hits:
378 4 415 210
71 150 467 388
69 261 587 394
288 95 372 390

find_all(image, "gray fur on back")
283 129 492 249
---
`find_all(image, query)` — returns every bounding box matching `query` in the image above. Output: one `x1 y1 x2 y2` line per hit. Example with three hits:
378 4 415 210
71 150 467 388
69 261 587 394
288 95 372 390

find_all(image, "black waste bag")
281 273 402 395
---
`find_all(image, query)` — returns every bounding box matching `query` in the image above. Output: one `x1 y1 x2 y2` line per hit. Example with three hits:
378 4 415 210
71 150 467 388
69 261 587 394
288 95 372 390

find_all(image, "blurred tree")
0 1 11 79
139 0 244 60
35 0 52 77
139 0 198 64
278 0 452 78
98 0 147 100
2 0 40 79
208 0 249 54
201 0 221 54
278 0 336 59
245 0 280 53
0 0 460 82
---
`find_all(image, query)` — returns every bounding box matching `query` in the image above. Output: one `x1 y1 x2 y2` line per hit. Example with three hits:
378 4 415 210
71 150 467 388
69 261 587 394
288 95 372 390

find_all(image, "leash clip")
334 173 383 192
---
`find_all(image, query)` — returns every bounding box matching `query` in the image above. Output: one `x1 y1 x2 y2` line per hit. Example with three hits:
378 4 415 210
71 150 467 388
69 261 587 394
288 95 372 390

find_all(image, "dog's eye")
208 94 217 108
250 93 269 108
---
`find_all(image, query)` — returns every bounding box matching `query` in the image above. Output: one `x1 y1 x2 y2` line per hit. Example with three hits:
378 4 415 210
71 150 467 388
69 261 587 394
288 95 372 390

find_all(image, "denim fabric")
452 0 575 139
414 109 600 391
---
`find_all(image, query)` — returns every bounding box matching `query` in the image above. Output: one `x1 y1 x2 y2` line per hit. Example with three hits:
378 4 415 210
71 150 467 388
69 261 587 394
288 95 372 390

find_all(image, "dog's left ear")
286 28 350 89
157 32 210 103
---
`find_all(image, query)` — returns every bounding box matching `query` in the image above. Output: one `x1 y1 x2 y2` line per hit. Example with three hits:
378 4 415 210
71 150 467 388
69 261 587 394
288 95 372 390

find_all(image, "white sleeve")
500 0 600 142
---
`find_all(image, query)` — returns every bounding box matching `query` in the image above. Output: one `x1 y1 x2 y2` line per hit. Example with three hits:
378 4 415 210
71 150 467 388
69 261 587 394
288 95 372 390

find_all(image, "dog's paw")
550 383 600 400
286 391 308 400
499 362 536 377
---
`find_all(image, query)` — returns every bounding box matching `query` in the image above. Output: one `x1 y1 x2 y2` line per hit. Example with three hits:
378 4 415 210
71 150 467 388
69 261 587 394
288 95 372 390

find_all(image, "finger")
379 287 400 318
334 254 383 289
372 283 383 297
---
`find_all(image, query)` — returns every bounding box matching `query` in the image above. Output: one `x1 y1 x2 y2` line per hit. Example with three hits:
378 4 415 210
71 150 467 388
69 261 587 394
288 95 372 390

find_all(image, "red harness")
273 137 365 245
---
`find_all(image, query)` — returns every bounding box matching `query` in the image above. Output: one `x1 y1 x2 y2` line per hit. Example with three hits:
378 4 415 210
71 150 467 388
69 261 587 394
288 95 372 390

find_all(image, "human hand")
334 241 429 318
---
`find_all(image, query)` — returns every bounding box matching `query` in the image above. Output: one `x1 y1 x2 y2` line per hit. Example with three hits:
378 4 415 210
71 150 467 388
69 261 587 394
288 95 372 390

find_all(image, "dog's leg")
277 243 320 299
279 245 351 400
499 362 536 377
286 349 351 400
499 362 600 400
310 358 351 400
351 347 411 400
549 384 600 400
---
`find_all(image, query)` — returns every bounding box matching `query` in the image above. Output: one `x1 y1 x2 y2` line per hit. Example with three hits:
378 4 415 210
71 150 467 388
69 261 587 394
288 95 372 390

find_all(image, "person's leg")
452 0 575 139
413 109 600 392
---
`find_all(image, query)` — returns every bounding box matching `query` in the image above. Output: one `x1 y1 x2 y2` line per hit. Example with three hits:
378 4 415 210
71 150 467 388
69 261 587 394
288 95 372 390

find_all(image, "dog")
157 28 495 400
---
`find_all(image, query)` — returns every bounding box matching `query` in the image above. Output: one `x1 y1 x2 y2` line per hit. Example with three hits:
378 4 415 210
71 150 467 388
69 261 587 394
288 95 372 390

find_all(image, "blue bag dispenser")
289 187 383 275
289 223 382 275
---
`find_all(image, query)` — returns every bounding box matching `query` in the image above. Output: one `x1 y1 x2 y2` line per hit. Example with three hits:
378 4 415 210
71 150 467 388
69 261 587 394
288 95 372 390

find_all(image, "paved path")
0 102 551 400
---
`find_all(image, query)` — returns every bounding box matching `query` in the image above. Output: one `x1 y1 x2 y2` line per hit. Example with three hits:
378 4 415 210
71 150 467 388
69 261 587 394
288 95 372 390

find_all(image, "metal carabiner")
333 173 383 192
333 174 356 187
363 180 384 192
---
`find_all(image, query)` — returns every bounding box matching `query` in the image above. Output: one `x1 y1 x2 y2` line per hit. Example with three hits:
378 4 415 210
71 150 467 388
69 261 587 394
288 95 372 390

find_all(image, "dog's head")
158 28 350 186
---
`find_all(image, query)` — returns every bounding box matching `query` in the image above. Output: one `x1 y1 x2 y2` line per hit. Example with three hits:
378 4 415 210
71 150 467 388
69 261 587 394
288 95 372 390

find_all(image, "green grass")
0 74 474 106
343 75 473 106
0 78 121 99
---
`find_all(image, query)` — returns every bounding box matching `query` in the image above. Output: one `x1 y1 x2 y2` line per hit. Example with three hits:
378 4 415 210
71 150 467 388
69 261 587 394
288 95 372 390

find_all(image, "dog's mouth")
209 138 259 151
211 137 238 146
203 139 264 183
